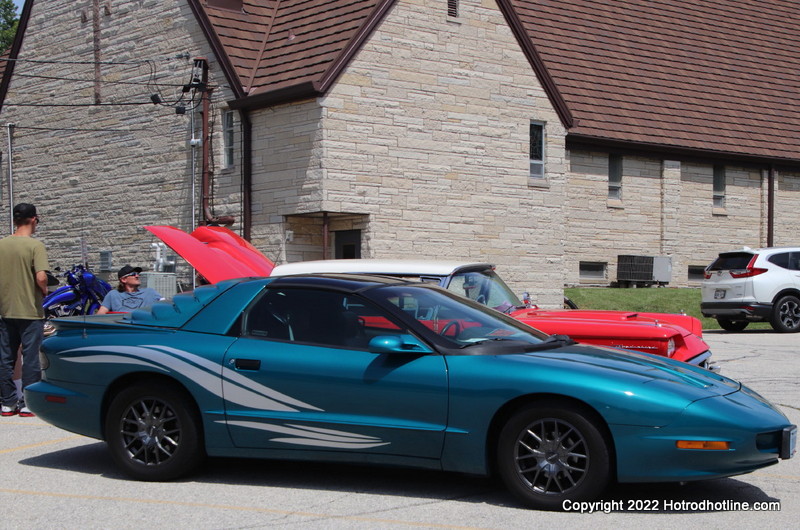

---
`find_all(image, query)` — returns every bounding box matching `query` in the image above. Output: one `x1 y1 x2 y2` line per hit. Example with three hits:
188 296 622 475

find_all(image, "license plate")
714 289 726 299
783 425 797 459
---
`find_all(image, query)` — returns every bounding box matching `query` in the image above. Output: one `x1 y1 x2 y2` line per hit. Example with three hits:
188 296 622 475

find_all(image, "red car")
147 226 715 370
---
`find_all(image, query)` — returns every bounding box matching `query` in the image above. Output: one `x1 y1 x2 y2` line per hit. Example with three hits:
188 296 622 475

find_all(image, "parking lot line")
0 487 483 528
0 435 81 455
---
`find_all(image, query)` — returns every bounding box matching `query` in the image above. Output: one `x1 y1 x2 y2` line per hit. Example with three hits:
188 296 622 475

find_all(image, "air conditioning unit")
617 255 671 286
140 272 177 299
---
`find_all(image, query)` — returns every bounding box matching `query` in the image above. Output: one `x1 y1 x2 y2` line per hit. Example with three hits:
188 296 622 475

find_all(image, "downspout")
5 123 13 234
767 164 775 246
240 109 253 240
199 58 234 226
323 212 329 259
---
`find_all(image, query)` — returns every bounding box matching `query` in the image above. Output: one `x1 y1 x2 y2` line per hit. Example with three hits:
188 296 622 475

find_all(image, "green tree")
0 0 19 53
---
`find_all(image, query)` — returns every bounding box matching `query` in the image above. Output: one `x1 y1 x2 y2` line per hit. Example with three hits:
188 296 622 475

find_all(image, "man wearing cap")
97 265 164 314
0 203 49 417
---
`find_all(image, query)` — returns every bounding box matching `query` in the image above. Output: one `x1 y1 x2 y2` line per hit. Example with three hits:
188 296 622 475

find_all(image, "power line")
12 72 188 88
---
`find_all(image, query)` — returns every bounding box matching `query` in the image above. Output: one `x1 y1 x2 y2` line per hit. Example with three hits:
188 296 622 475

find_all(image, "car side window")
768 253 791 269
244 288 390 350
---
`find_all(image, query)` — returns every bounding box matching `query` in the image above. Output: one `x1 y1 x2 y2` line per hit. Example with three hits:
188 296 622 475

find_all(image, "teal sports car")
27 274 796 510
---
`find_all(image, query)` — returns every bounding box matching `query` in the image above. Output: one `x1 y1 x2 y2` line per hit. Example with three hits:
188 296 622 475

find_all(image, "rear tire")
716 318 748 332
104 382 204 481
496 402 611 510
771 295 800 333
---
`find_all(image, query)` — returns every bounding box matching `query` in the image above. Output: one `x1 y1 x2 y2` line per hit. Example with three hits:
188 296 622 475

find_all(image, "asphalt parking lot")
1 329 798 529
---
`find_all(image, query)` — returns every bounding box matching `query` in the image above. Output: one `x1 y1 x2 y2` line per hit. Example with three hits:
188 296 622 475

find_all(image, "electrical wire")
12 72 188 88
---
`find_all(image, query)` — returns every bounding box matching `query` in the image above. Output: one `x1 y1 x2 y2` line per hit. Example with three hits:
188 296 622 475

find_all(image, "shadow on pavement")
19 442 777 512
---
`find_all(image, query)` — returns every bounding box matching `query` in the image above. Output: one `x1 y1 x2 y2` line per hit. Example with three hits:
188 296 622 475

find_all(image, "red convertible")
146 226 714 370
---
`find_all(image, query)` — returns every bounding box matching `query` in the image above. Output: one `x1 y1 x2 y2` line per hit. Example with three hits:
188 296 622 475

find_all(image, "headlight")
666 338 676 357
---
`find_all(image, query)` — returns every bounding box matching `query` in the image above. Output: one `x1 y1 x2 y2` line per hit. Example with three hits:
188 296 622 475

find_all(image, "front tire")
496 402 611 510
716 318 748 332
771 295 800 333
104 382 204 481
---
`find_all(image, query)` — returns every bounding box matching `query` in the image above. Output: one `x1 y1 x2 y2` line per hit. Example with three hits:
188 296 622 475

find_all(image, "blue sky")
13 1 23 14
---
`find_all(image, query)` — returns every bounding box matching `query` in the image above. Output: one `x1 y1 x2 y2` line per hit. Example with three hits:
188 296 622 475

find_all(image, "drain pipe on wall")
240 109 252 241
5 123 13 234
198 58 234 227
767 164 775 246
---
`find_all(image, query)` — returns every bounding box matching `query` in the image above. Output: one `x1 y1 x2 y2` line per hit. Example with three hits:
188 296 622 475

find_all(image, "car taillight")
667 338 676 358
730 268 768 278
729 254 767 278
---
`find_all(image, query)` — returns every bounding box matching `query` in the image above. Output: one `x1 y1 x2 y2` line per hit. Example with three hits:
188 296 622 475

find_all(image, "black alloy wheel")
104 382 204 481
771 295 800 333
496 402 611 510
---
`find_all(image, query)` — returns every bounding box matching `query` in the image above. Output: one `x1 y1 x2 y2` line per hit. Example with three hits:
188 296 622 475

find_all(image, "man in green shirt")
0 203 49 417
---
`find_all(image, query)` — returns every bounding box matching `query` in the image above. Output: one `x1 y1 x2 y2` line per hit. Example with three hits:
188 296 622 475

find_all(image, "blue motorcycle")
43 265 112 321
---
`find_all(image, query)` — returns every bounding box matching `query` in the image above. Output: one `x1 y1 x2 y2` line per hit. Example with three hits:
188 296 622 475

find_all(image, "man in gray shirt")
97 265 163 314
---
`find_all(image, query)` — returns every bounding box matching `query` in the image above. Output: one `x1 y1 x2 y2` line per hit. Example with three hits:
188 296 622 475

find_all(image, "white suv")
701 247 800 332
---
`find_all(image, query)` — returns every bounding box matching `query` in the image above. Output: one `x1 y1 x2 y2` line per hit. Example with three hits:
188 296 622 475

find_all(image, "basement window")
688 265 706 283
579 261 607 281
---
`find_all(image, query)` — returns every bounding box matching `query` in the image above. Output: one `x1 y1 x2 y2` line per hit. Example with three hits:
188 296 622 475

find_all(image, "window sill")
528 178 550 189
712 207 728 216
607 199 624 209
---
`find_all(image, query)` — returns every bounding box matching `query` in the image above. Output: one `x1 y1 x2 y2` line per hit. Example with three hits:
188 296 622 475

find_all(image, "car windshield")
367 284 547 347
444 270 524 312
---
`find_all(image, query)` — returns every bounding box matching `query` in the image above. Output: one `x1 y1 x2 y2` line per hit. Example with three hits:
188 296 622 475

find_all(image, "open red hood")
145 226 274 283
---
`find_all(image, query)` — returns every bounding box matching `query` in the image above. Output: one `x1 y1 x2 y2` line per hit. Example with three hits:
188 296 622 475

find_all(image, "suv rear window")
707 252 755 271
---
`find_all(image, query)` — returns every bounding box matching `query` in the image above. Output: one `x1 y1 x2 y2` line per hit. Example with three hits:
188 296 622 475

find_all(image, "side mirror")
368 335 432 355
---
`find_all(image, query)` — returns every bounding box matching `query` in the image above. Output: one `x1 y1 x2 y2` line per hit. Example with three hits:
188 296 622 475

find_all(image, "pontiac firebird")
27 274 795 510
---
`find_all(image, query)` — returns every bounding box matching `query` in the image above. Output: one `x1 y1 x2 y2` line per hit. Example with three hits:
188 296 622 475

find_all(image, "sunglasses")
121 272 140 278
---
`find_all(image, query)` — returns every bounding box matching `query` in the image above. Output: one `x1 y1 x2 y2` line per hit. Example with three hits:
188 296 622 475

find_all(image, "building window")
223 110 235 168
713 165 726 208
529 122 545 181
447 0 459 18
579 261 607 281
608 154 622 200
687 265 706 282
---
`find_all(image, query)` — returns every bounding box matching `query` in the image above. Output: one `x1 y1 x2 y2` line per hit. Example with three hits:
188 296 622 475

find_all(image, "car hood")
508 343 739 404
513 308 701 337
145 226 274 283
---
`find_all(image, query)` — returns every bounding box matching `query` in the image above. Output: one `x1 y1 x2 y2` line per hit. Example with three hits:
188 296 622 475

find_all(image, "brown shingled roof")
194 0 800 165
201 0 388 105
511 0 800 163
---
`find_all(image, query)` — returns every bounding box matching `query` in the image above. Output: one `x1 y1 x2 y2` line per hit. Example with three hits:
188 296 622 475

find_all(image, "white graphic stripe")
225 420 390 448
59 345 317 412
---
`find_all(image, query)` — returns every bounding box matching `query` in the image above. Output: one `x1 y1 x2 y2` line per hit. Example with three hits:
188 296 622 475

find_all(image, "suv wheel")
716 318 748 332
771 295 800 333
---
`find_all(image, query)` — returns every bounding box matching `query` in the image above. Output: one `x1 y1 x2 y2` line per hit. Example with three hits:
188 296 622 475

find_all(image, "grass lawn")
563 287 771 331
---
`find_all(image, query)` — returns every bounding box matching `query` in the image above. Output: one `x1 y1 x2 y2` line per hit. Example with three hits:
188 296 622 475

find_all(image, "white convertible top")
270 259 494 277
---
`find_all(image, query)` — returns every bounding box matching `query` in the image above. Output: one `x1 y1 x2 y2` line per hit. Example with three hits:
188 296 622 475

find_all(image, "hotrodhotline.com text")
562 499 782 514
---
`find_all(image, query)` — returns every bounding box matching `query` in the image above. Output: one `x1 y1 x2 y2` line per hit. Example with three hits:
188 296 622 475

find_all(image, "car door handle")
233 358 261 371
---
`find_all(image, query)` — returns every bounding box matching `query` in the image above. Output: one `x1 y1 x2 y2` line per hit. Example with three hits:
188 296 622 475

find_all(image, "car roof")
719 246 800 255
270 259 494 277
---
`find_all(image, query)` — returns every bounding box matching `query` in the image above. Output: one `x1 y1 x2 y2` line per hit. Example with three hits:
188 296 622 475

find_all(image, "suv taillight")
729 254 768 278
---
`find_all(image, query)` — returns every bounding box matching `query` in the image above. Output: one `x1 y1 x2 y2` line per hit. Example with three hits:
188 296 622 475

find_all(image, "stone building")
1 0 799 306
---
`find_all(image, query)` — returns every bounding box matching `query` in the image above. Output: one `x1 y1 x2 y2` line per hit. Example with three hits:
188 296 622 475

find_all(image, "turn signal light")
676 440 730 450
